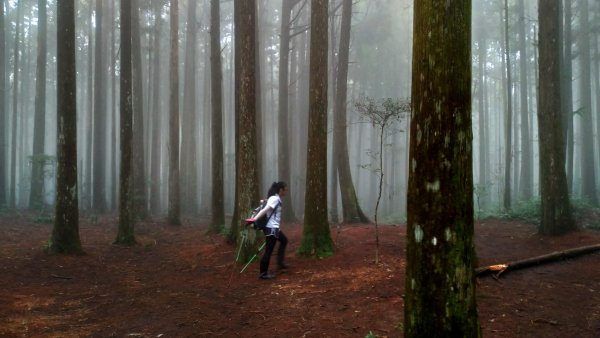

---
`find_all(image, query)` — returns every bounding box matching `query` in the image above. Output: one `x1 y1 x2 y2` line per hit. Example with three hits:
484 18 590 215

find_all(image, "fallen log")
476 243 600 279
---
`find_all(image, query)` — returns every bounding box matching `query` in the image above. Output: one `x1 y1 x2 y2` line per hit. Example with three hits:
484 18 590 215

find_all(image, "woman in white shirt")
250 181 289 279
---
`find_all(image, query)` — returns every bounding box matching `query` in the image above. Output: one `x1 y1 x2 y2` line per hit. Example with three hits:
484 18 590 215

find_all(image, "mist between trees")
0 0 598 222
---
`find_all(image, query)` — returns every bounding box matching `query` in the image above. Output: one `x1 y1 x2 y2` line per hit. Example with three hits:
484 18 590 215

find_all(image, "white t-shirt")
265 195 282 229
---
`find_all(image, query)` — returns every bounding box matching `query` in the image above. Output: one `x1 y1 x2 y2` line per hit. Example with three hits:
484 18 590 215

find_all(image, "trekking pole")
240 241 266 273
227 225 248 287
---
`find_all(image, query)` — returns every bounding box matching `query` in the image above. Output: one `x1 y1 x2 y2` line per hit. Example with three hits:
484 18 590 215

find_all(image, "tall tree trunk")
0 0 6 207
181 0 198 215
150 2 163 213
209 0 225 232
578 0 597 205
116 0 135 245
299 0 334 258
30 0 48 209
537 0 575 235
167 0 181 224
9 1 22 209
333 0 369 224
110 1 118 210
476 13 488 210
51 0 82 254
232 0 260 261
560 0 574 192
503 0 513 211
254 1 263 192
131 0 147 219
405 1 480 336
517 0 532 200
92 0 107 213
85 4 93 210
278 0 298 222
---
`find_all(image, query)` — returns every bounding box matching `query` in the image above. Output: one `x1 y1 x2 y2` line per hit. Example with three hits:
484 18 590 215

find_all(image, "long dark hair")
267 181 287 198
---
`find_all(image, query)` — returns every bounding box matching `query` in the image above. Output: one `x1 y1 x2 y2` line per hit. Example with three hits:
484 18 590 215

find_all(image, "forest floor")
1 212 600 338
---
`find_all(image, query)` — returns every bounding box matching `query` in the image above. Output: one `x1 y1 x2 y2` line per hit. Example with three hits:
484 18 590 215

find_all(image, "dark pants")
259 230 288 274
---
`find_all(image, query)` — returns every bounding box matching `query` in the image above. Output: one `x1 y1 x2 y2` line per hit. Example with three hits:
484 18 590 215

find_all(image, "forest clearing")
1 214 600 338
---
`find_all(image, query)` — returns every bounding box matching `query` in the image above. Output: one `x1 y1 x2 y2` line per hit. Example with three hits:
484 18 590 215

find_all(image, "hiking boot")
259 272 275 280
277 263 289 270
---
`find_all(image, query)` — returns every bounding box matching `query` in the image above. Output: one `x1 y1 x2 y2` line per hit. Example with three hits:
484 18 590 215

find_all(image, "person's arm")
252 205 273 221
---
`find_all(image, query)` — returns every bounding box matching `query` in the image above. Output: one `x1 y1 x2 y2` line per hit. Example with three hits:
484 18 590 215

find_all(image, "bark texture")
405 1 480 336
116 0 136 245
209 0 225 232
537 0 575 235
167 0 181 224
51 0 82 254
299 0 334 258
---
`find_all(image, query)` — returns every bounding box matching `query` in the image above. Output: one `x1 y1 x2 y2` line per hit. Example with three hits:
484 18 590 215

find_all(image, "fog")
0 0 599 222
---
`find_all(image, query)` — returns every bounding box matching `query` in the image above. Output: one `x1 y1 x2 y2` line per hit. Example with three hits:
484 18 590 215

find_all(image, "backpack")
250 199 280 231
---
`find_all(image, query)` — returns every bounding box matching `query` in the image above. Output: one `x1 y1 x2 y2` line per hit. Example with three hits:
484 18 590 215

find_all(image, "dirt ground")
1 213 600 338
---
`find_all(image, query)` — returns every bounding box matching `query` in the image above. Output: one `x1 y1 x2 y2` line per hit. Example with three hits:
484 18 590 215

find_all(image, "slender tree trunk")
132 0 147 219
209 0 225 232
51 0 82 254
503 0 513 211
333 0 369 224
9 1 22 209
405 0 480 335
167 0 181 224
299 0 334 258
85 4 93 210
278 0 297 222
578 0 597 205
181 0 198 215
150 2 162 213
0 0 7 207
92 0 107 213
476 14 488 210
538 0 575 235
517 0 532 200
30 0 48 209
108 0 117 211
560 0 574 192
116 0 135 245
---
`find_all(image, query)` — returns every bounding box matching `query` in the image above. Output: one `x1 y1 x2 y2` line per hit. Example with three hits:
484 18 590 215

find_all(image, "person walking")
247 181 289 279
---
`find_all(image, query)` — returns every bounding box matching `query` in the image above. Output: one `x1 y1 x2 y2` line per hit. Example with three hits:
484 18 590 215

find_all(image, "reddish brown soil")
1 214 600 337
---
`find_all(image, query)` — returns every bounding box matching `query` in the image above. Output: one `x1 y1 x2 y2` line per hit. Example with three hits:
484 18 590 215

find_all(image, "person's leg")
260 235 277 277
276 231 288 269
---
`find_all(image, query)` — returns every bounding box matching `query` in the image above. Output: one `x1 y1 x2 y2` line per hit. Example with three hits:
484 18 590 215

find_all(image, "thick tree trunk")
405 0 480 336
299 0 334 258
209 0 225 232
167 0 181 225
51 0 82 254
537 0 575 236
333 0 370 224
116 0 135 245
232 0 260 261
29 0 48 209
